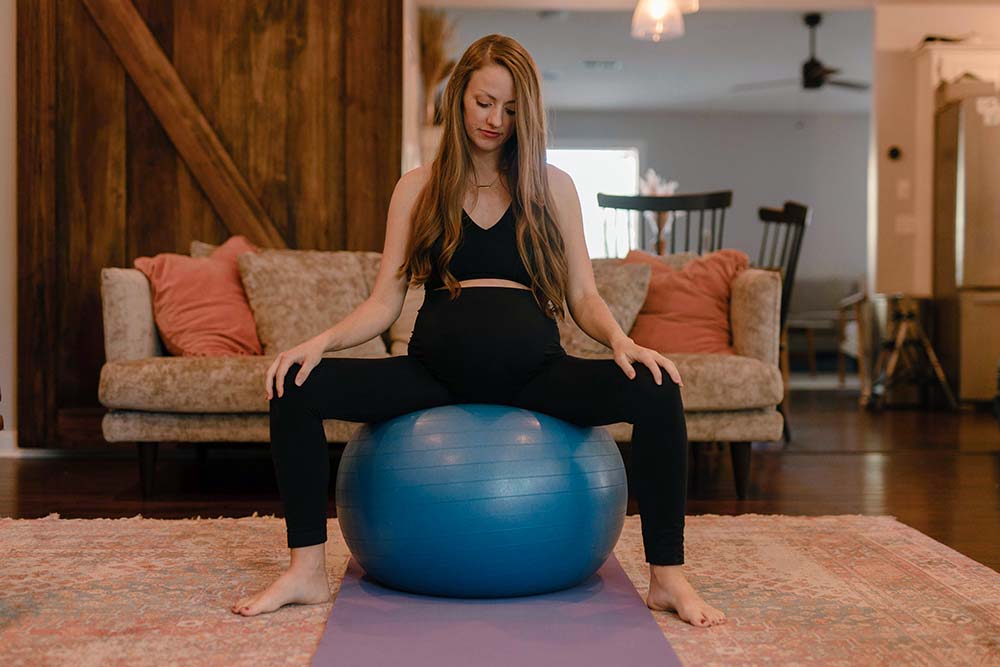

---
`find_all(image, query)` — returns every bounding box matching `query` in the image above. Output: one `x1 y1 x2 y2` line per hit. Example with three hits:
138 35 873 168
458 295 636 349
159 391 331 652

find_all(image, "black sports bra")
424 203 533 290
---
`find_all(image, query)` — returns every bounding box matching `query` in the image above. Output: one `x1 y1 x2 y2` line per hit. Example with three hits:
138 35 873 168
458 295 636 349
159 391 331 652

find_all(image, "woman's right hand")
265 334 328 400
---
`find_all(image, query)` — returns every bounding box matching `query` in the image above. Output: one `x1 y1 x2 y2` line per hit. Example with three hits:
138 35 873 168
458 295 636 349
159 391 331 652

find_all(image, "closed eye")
477 102 515 116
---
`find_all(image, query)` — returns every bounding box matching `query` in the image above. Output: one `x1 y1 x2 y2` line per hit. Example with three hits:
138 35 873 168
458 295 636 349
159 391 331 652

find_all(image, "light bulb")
631 0 685 42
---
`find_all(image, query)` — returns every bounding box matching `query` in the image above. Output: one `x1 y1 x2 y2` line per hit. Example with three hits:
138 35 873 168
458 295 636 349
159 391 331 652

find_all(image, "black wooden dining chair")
596 190 733 256
753 200 812 444
756 201 811 327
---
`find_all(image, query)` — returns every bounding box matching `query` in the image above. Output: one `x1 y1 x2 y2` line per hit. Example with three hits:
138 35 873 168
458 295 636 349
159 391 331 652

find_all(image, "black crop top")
424 204 533 290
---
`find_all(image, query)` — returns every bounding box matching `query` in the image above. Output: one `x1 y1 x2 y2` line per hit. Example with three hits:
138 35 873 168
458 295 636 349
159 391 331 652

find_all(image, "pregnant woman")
232 33 726 628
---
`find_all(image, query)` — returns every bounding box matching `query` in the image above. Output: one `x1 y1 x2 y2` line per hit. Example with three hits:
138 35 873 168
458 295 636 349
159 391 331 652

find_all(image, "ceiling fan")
732 13 870 93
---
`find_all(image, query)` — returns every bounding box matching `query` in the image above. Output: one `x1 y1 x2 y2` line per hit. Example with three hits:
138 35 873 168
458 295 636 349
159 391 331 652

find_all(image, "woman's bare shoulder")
398 163 432 196
546 163 569 181
545 164 576 212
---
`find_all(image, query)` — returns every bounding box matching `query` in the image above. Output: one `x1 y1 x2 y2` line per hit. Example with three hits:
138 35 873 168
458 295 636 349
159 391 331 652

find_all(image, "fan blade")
731 78 801 92
827 79 870 91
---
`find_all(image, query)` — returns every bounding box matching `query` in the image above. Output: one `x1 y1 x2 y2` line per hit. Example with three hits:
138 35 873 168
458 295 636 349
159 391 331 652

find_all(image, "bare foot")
231 544 332 617
646 564 726 628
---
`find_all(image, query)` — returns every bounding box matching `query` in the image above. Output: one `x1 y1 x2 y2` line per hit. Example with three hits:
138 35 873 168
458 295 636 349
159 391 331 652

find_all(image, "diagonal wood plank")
80 0 287 249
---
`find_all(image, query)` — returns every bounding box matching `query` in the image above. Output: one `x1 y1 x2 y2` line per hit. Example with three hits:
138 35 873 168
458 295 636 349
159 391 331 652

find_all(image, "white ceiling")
440 7 874 113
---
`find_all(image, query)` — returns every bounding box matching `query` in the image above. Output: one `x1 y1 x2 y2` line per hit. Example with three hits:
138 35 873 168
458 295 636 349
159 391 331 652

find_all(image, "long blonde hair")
397 34 568 320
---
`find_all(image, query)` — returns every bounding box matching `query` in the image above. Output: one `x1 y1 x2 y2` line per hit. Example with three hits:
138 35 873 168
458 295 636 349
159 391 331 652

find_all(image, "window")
546 147 640 258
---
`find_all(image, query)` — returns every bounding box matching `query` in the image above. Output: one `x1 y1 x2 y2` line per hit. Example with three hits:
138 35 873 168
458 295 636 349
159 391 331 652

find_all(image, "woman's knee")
269 363 311 411
629 362 684 416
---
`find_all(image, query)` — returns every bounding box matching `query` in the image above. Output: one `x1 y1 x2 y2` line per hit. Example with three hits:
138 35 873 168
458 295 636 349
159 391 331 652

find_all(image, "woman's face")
462 64 516 155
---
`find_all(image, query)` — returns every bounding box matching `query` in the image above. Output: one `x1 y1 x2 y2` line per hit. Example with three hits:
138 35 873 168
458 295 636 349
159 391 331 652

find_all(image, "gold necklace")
475 172 500 188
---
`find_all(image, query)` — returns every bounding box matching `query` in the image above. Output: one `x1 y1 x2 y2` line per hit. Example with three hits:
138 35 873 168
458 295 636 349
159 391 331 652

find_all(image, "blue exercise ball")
335 404 627 598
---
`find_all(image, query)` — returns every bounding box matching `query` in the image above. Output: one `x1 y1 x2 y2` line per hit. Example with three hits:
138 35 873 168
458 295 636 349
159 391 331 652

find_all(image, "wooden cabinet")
958 292 1000 401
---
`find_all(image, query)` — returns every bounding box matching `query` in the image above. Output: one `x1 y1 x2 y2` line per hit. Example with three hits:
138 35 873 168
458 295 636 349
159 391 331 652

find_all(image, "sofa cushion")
102 410 364 443
557 259 652 356
100 356 275 413
101 407 782 444
100 351 386 414
606 408 783 443
189 240 218 258
565 350 782 411
237 249 387 357
196 240 385 301
133 236 263 356
98 349 778 414
624 249 749 355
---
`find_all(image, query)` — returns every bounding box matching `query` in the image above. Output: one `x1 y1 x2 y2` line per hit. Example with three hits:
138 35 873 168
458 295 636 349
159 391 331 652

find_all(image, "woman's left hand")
611 337 683 387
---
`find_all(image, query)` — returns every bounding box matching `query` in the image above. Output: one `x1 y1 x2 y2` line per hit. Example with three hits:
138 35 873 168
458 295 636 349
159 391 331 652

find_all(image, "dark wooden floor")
3 387 998 571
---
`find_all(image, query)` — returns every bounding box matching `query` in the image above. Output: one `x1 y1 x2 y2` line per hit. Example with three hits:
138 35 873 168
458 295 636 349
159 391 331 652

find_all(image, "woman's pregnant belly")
408 286 565 403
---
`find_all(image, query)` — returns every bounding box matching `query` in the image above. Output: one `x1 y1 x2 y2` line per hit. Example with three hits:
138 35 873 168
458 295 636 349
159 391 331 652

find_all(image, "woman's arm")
319 165 429 352
266 166 429 396
548 165 630 350
549 165 681 386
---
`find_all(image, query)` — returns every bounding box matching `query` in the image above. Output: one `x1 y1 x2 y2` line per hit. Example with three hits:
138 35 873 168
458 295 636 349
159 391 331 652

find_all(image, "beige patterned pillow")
189 240 216 258
356 252 383 295
557 260 651 356
237 250 388 358
195 242 383 301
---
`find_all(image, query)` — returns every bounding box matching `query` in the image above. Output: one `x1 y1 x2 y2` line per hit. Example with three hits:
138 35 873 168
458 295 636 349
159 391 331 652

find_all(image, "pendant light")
631 0 695 42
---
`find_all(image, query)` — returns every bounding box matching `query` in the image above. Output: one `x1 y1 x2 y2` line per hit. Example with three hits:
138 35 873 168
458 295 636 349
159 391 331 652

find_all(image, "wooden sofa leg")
730 442 751 500
138 442 158 499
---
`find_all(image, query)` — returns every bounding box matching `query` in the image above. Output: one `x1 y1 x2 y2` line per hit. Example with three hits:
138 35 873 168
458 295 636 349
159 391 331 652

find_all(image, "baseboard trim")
0 429 17 453
0 431 129 459
0 439 274 459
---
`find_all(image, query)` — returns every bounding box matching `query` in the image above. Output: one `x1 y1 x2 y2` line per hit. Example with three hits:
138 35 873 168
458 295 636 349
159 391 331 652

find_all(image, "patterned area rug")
1 514 998 666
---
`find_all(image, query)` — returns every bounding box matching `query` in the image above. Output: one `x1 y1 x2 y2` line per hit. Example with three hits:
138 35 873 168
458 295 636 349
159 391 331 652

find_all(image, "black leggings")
269 287 689 565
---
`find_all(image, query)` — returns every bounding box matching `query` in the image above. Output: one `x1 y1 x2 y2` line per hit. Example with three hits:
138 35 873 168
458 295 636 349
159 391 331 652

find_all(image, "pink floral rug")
1 514 998 666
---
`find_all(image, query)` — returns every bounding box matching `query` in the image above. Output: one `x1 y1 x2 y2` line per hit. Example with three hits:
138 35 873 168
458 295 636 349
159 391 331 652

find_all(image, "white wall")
1 0 15 446
549 109 870 281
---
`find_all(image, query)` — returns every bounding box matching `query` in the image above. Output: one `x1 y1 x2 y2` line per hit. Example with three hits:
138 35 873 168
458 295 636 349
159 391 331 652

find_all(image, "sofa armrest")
731 268 781 366
100 268 164 361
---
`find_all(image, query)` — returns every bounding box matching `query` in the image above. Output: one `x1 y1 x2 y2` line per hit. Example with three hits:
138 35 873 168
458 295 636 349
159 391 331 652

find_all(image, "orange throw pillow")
623 249 749 355
133 236 263 356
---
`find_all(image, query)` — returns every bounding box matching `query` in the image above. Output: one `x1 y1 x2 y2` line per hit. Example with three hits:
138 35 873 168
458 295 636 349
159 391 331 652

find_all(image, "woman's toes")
235 595 259 615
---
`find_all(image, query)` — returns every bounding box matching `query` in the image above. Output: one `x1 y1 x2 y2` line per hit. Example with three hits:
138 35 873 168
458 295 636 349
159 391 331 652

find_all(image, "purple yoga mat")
311 553 681 667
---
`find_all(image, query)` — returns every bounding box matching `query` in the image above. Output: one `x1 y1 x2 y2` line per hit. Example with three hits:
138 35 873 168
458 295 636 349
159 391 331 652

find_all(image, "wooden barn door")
17 0 403 448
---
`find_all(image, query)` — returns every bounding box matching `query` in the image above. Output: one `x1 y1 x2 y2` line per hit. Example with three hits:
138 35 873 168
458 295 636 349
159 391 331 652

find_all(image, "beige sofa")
98 245 783 499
